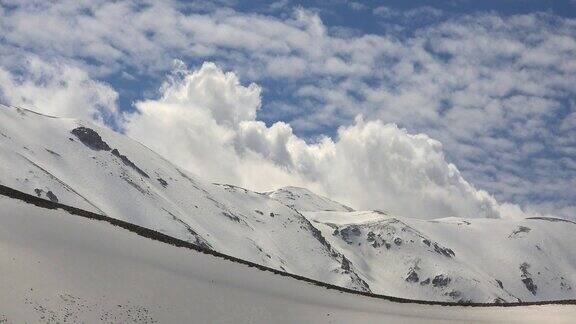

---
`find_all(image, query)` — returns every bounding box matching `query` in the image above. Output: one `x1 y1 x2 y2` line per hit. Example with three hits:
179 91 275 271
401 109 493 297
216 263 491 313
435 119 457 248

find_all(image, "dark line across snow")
1 184 575 308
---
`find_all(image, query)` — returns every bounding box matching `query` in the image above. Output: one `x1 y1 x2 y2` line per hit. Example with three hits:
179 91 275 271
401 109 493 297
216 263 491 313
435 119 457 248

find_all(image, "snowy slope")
264 184 576 302
1 194 575 323
2 104 576 304
0 104 367 292
305 210 576 303
266 186 354 212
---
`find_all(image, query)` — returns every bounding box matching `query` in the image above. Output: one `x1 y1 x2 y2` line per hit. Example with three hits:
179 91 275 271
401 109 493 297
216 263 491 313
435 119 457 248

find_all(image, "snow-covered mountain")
1 104 575 304
266 186 354 212
0 104 368 292
305 210 576 303
3 193 575 323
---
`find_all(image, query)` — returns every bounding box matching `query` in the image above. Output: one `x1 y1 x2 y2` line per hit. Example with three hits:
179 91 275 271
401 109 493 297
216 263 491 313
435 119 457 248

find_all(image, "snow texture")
1 194 575 323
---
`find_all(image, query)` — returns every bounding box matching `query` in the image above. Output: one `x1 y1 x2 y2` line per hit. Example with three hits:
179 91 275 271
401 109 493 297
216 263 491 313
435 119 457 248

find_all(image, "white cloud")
0 56 118 124
125 62 511 220
348 2 367 11
160 61 261 127
1 1 574 218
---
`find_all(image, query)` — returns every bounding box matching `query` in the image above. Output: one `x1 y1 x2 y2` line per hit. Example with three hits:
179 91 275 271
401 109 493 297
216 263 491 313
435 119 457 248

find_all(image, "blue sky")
1 0 575 219
104 0 576 122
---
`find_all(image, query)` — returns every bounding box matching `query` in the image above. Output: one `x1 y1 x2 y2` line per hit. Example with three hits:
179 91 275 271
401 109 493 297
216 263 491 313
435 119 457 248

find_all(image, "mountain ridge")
2 183 576 307
0 104 369 292
1 103 576 303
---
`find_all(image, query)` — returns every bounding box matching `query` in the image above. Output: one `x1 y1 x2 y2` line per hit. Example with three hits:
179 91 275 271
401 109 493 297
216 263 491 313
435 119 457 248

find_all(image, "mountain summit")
266 186 354 212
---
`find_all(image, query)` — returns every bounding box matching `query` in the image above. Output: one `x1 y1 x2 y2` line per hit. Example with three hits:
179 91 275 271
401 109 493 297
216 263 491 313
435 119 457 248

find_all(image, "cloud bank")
125 62 514 219
0 1 573 219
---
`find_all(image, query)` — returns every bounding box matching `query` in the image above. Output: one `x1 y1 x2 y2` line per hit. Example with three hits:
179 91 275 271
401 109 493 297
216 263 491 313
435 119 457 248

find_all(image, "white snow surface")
1 104 576 304
0 105 367 292
1 196 575 323
305 210 576 303
266 186 354 212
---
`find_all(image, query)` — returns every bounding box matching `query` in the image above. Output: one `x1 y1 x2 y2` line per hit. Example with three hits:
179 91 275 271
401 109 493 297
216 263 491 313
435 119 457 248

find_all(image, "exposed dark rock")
221 211 241 222
339 226 361 244
447 290 461 299
520 262 531 277
309 223 333 252
432 275 451 287
254 210 263 215
406 269 419 283
157 178 168 187
394 237 403 246
560 280 572 291
496 279 504 289
301 220 370 292
366 231 387 248
509 226 531 238
522 278 538 295
493 297 506 304
371 238 388 249
339 255 371 295
121 175 148 195
367 231 376 242
45 148 61 157
46 191 58 203
71 127 111 151
269 212 275 218
519 262 537 295
341 256 352 271
420 278 430 286
433 242 455 258
34 188 42 197
422 239 431 247
111 149 149 178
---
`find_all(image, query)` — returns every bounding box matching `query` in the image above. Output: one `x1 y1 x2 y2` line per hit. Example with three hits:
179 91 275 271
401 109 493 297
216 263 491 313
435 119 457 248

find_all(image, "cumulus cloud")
0 56 118 124
125 62 511 219
160 61 262 127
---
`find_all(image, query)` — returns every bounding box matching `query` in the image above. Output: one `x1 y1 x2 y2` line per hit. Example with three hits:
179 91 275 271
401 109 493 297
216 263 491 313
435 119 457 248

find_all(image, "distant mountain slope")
1 193 575 323
305 210 576 303
0 104 367 292
266 186 354 212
